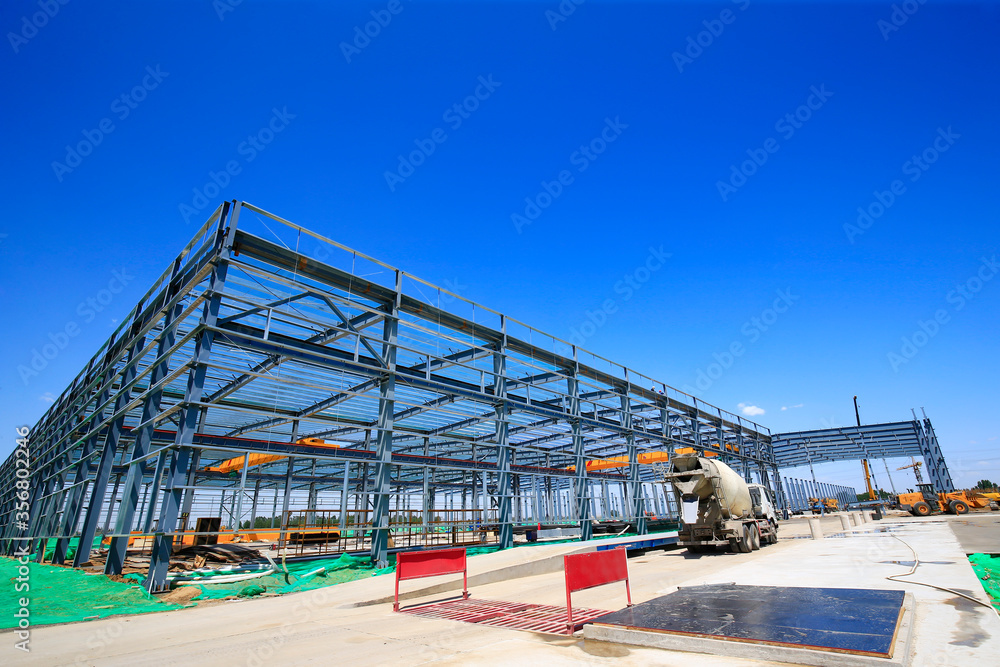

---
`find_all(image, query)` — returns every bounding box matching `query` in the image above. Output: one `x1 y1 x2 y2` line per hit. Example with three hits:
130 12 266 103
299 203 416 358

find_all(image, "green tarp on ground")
0 558 185 629
969 553 1000 611
31 535 104 562
184 552 394 600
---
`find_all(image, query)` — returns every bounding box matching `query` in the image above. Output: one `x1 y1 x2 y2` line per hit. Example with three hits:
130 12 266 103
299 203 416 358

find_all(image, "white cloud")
780 404 804 411
738 402 765 417
39 392 56 404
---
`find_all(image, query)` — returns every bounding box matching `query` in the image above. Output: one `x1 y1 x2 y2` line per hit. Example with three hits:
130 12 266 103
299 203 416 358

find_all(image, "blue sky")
1 1 997 494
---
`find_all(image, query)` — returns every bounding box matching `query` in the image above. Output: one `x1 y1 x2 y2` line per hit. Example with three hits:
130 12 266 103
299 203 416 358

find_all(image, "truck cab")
748 483 779 532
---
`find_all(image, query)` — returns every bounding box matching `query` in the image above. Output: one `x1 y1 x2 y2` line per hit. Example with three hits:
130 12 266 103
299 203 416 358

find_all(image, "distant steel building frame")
1 201 783 591
772 417 954 492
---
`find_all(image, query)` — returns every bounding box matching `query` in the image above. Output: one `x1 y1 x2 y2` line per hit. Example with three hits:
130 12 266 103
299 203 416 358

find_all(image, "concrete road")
6 512 998 666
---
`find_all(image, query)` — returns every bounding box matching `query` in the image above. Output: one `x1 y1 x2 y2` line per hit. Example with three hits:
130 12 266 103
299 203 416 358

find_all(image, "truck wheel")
949 500 969 515
749 525 760 551
911 502 932 516
731 526 751 553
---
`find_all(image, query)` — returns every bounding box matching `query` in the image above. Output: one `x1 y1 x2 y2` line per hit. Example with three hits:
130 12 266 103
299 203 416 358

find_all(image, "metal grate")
400 597 611 634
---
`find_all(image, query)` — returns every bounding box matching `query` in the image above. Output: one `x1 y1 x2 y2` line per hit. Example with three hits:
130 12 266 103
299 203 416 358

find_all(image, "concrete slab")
586 592 915 667
589 584 908 659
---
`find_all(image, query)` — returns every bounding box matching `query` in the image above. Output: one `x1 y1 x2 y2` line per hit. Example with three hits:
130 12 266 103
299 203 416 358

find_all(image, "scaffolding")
0 201 781 591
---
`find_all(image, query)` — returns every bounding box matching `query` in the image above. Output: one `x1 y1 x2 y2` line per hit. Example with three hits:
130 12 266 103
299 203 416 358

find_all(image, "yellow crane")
855 396 876 499
896 458 924 484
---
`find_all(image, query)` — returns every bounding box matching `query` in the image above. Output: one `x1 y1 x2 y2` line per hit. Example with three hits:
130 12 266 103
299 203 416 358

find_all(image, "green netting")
31 535 105 562
182 552 395 600
0 557 186 628
969 553 1000 611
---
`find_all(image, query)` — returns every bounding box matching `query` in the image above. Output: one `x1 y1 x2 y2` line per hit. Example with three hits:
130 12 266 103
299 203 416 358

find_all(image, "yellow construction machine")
893 457 995 515
808 497 839 513
895 485 991 516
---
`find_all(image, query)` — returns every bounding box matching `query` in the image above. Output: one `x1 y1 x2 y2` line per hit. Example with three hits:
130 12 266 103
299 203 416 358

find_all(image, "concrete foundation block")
584 592 915 667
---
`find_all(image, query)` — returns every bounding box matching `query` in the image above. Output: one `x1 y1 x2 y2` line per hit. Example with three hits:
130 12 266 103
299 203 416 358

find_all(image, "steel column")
494 344 513 548
569 368 592 541
145 203 237 592
104 301 184 575
370 272 400 567
622 390 646 534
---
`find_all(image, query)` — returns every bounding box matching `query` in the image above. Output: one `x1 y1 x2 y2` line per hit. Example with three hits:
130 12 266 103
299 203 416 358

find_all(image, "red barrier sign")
394 547 469 611
564 548 631 631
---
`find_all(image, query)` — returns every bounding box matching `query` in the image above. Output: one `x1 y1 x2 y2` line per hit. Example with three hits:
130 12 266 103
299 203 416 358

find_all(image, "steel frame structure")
782 477 857 513
772 415 954 493
0 201 782 591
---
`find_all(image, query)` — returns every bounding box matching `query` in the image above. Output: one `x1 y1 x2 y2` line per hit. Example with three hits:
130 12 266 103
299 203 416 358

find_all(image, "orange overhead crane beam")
204 438 338 473
676 444 737 458
569 444 739 472
567 450 671 472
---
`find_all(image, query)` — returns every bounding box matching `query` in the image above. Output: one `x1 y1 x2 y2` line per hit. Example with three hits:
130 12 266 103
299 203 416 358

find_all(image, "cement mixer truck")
662 454 778 553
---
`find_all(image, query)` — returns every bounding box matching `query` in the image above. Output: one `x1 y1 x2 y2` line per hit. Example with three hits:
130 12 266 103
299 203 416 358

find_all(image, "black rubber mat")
590 584 905 657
